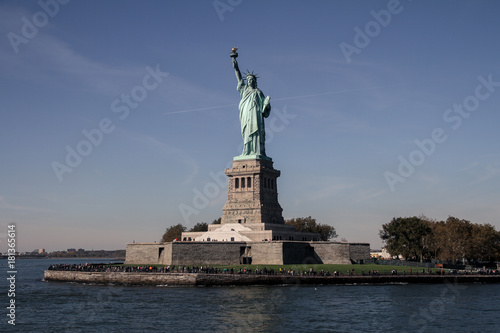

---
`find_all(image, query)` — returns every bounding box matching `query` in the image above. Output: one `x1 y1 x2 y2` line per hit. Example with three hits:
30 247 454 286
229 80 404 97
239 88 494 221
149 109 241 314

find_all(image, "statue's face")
247 76 257 88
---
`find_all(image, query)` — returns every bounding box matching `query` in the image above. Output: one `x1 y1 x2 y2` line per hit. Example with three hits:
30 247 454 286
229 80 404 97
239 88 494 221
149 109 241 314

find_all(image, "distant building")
77 248 85 252
38 248 46 254
67 248 76 252
370 249 392 260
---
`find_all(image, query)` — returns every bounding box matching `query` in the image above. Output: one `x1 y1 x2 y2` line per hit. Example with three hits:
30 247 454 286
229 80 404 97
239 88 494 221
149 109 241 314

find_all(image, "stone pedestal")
221 158 284 225
182 157 321 243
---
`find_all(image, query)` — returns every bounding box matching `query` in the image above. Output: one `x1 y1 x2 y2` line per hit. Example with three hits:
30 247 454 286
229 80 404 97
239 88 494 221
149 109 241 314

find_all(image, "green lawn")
211 263 441 275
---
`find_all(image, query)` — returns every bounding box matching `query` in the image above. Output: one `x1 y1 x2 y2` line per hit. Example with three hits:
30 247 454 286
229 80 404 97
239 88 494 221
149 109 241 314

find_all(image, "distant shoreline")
0 256 124 260
44 271 500 286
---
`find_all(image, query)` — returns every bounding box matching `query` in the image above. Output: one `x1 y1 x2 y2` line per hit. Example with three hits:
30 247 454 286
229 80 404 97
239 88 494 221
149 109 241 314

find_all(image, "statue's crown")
245 70 259 79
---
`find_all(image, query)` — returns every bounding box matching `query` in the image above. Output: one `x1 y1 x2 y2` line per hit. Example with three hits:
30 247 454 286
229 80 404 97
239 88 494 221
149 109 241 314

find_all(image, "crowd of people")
47 263 499 276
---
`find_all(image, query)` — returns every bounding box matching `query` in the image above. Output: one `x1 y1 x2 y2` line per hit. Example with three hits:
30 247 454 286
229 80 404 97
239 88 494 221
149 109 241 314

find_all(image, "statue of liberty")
231 48 271 159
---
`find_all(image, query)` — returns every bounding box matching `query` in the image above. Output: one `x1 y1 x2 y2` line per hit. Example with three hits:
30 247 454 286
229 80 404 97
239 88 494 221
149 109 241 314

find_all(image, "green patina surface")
233 154 271 161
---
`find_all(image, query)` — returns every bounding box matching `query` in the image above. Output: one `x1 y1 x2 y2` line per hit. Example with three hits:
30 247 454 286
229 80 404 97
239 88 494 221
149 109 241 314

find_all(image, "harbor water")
1 259 499 332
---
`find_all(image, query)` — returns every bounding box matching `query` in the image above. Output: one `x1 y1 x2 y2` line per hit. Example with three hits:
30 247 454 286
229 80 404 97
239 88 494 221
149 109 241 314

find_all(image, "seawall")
44 271 500 286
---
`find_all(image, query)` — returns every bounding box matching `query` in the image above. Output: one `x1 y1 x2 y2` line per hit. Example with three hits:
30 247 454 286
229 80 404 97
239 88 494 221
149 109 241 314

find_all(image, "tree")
435 216 473 263
470 223 500 262
161 224 186 242
381 215 500 263
212 217 221 225
379 216 431 261
189 222 209 232
285 216 337 241
424 220 445 260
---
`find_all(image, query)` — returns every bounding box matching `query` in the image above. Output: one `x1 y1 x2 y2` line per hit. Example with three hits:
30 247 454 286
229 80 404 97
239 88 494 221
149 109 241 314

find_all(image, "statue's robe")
237 80 270 156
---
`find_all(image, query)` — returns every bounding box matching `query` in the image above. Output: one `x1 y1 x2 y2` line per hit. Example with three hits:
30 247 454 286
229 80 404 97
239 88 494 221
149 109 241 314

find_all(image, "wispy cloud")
303 177 358 201
158 75 233 116
0 195 55 214
475 161 500 183
118 129 200 185
458 161 480 173
0 6 150 97
415 173 440 188
164 82 420 116
459 156 500 184
355 189 386 203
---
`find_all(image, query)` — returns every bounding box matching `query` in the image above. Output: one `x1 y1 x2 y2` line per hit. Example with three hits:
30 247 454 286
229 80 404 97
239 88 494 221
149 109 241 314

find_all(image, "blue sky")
1 0 499 252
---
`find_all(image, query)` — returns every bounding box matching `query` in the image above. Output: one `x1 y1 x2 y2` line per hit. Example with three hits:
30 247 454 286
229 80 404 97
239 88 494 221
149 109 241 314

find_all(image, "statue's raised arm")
233 58 243 82
231 48 243 83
